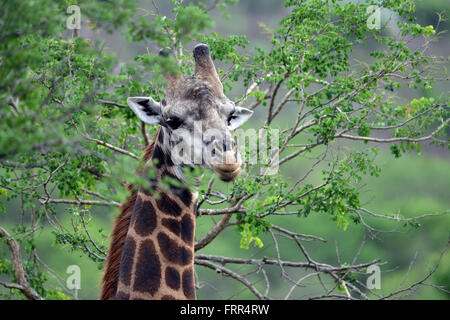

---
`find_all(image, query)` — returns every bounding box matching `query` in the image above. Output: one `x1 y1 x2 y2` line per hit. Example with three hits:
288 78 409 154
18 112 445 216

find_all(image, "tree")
0 0 448 300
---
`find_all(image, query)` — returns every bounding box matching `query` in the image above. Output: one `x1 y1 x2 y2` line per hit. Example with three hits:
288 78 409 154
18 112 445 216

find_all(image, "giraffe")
100 44 253 300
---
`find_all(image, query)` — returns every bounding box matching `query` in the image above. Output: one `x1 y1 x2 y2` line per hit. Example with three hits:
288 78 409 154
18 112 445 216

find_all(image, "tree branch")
195 258 267 300
98 99 127 108
0 226 43 300
84 136 139 159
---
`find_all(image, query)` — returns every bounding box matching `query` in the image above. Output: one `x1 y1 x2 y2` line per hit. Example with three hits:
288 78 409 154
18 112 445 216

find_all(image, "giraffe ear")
127 97 163 125
228 107 253 130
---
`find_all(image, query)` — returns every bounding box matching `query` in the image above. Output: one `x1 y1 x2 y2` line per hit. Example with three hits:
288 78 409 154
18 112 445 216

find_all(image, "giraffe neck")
115 128 197 300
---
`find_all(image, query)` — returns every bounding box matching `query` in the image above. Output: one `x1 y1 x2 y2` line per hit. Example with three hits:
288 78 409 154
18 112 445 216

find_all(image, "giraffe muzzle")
211 151 242 182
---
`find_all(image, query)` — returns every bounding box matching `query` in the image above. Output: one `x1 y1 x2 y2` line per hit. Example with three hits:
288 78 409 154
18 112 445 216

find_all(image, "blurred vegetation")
0 0 448 300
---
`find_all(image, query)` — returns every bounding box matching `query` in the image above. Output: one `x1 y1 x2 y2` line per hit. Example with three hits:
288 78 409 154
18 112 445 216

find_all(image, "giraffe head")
127 44 253 182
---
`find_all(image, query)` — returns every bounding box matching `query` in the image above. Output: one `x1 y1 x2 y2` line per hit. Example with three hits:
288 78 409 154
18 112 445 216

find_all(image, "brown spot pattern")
157 232 192 266
181 214 194 246
133 239 161 295
118 237 136 287
182 268 195 299
115 291 130 300
133 199 157 237
156 192 182 217
165 266 181 290
161 218 181 236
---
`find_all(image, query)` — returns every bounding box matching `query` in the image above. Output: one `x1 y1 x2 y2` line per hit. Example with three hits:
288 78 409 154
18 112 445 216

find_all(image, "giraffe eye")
166 117 182 130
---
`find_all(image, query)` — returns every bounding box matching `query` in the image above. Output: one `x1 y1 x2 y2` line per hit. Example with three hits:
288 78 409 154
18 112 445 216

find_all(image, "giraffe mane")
99 129 159 300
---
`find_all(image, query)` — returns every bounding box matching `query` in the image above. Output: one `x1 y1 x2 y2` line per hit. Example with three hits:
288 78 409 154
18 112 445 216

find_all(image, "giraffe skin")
114 130 197 300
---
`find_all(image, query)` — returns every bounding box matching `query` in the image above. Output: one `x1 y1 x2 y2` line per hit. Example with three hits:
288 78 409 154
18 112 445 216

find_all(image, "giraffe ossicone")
100 43 253 300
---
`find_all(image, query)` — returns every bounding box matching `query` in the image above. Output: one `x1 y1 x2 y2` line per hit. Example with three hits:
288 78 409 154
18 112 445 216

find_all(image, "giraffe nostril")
222 141 228 152
222 136 236 153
